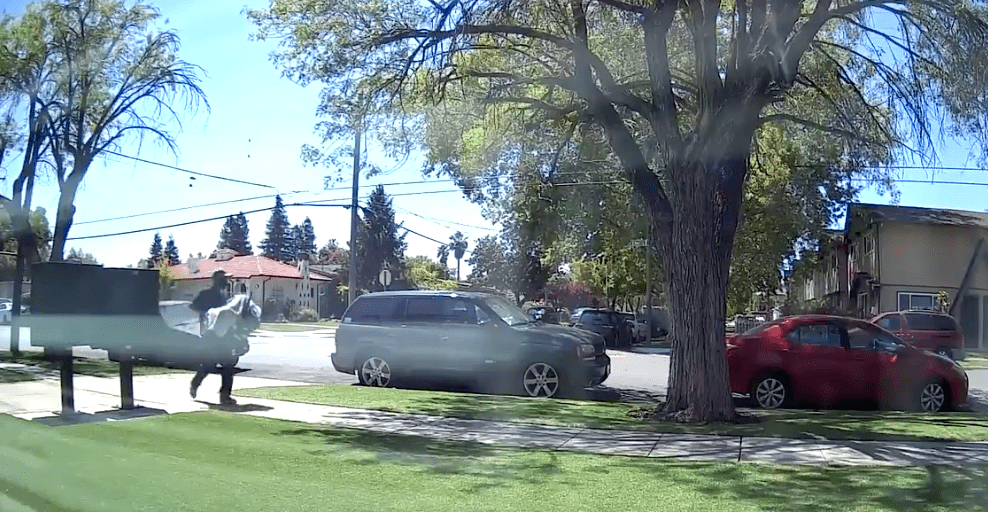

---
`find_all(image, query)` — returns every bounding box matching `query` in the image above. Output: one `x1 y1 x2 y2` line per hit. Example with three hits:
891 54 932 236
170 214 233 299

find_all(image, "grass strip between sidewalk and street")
960 353 988 370
2 411 987 512
257 322 336 333
0 351 188 378
235 384 988 442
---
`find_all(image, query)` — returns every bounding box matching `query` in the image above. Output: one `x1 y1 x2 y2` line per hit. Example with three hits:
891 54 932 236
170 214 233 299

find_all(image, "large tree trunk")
659 158 747 423
50 181 80 262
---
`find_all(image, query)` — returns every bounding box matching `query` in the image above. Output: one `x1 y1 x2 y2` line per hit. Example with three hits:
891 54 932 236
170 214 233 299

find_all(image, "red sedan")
726 315 968 412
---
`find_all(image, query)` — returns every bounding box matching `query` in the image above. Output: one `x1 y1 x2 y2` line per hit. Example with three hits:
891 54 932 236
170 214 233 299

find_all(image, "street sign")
379 269 392 287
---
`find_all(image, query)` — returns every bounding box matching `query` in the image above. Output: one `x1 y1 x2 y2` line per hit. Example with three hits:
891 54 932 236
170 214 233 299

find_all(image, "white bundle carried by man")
202 295 262 358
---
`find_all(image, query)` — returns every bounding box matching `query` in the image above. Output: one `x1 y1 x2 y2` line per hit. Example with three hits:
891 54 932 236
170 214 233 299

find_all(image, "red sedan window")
786 323 843 347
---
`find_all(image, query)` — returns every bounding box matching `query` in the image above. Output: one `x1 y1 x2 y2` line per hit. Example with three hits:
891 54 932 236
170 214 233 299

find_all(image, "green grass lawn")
0 351 188 378
0 368 39 383
961 353 988 370
258 322 336 332
235 384 988 442
2 411 986 512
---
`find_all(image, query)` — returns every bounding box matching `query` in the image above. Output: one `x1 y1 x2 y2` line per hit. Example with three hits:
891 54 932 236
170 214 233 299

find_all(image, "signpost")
379 268 392 290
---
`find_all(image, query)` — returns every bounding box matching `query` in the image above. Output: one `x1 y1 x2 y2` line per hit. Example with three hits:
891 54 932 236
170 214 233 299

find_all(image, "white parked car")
0 302 12 324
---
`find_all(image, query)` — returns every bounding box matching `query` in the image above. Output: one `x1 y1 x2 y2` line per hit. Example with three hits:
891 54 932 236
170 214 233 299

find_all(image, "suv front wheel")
521 362 565 398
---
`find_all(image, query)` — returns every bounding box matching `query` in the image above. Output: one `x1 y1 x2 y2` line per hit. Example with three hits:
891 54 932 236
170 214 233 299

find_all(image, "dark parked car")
870 310 964 360
332 291 611 398
527 306 560 324
726 315 968 412
572 309 633 348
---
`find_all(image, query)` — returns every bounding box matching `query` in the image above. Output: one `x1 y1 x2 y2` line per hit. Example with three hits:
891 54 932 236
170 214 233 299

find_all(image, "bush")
290 307 320 323
262 298 279 321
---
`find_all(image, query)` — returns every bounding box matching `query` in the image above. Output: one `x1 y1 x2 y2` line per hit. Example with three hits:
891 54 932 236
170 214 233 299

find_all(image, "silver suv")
331 291 611 398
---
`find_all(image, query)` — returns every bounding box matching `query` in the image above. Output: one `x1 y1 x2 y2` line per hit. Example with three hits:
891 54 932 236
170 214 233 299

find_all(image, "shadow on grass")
615 461 988 512
0 351 188 378
274 426 566 492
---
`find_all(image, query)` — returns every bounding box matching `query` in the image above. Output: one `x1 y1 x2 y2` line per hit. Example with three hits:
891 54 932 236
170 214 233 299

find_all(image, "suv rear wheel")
358 356 394 388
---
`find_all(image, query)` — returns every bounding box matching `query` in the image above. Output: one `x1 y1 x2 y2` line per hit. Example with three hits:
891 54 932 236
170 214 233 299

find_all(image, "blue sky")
1 0 496 272
2 0 987 272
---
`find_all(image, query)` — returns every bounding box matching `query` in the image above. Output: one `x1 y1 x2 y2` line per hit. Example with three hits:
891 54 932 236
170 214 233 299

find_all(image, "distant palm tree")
449 231 468 281
436 244 451 276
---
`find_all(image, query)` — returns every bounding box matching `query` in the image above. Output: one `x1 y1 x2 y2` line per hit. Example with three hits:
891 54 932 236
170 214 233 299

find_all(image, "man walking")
189 269 236 404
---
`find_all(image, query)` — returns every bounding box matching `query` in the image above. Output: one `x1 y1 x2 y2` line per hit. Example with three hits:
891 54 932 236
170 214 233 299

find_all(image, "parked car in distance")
870 310 964 360
726 315 968 412
331 291 611 398
572 309 633 347
617 312 648 343
527 306 560 324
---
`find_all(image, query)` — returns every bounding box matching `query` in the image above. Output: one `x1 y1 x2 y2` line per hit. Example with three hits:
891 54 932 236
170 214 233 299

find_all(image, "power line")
393 205 498 232
103 150 279 189
66 200 351 241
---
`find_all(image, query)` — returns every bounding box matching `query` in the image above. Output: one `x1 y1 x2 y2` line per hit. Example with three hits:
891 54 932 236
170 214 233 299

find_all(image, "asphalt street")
3 325 987 407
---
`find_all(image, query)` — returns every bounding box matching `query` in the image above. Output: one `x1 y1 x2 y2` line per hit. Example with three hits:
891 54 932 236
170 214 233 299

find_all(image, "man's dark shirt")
190 287 229 315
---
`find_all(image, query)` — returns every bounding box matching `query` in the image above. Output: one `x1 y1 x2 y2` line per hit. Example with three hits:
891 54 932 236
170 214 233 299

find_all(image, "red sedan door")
785 321 851 406
842 320 910 407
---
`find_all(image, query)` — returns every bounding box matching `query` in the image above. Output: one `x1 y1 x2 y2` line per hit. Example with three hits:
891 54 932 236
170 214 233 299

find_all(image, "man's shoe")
190 385 198 399
220 396 237 406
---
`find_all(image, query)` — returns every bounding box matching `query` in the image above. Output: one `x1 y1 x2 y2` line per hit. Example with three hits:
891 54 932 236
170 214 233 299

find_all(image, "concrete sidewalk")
2 368 987 467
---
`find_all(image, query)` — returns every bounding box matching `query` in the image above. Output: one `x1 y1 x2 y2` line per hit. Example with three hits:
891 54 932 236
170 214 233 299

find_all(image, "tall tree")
405 255 458 290
356 185 407 291
291 217 317 261
38 0 208 261
260 195 292 262
217 212 252 255
65 247 98 264
448 231 468 281
316 238 348 266
0 206 51 281
148 232 163 266
164 235 180 266
436 244 450 272
249 0 988 421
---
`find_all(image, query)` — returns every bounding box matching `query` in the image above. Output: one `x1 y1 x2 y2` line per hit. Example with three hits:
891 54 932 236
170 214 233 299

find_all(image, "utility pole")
644 214 653 343
347 127 361 305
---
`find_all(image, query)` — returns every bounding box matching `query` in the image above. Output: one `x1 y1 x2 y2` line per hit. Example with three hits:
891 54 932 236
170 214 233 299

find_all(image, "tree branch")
758 113 886 146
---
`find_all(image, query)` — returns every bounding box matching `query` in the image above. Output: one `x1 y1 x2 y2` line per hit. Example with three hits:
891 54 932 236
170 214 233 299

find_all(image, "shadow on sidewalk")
32 406 169 426
195 400 273 413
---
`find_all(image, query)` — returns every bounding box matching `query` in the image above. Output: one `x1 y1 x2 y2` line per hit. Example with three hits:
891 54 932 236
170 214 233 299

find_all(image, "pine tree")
291 217 317 261
164 235 181 266
217 212 253 255
259 195 292 262
290 224 303 261
217 216 236 251
356 186 407 290
149 232 163 268
235 212 252 255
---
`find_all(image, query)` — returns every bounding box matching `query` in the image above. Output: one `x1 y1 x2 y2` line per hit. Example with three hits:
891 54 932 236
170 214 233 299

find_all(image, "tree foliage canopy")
248 0 988 421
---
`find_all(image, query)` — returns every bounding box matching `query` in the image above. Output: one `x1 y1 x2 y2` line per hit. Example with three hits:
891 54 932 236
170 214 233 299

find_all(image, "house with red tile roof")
169 249 332 315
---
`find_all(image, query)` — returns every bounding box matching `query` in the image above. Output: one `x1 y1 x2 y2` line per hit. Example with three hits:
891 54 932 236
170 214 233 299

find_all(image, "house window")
898 292 936 311
272 285 285 302
240 283 247 293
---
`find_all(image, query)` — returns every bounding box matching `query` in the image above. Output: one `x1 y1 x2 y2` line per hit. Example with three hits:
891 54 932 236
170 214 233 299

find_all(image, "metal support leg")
56 349 74 415
120 355 135 410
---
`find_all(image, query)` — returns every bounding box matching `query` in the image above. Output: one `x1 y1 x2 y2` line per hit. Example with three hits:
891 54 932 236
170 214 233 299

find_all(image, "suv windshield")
482 296 531 326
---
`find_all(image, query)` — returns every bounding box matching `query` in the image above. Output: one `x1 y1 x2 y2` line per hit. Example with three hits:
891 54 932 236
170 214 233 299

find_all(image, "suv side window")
787 323 842 347
406 297 479 324
343 297 404 325
931 314 959 332
905 313 936 330
876 315 902 331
